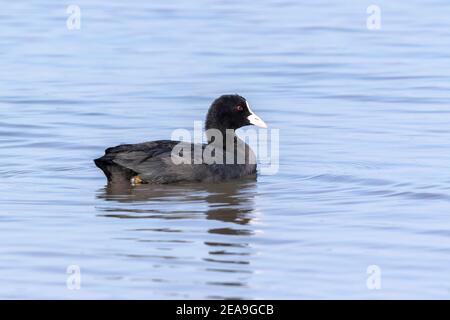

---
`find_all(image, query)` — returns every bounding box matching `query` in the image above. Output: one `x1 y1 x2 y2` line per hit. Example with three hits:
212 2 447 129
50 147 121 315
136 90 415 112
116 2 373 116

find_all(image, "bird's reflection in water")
97 178 258 295
98 178 257 227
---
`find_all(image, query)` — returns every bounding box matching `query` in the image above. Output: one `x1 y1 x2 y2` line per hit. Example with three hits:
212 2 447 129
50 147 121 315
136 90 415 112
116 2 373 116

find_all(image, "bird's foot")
130 175 143 186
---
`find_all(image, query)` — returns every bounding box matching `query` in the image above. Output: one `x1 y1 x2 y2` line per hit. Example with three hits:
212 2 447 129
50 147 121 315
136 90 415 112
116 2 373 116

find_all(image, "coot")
94 94 267 184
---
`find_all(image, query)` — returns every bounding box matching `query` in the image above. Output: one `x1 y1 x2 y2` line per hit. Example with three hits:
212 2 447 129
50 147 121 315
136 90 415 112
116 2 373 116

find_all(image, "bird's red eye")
236 105 244 112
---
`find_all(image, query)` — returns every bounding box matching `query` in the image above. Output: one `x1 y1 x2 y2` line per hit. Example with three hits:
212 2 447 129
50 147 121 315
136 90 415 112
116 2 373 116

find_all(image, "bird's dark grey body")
94 94 266 185
94 138 257 184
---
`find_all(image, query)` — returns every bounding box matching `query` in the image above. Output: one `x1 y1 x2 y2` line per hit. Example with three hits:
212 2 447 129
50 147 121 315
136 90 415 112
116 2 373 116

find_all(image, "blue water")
1 0 450 299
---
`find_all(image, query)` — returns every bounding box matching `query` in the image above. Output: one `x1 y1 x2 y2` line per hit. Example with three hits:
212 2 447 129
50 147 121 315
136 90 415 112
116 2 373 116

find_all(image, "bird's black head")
205 94 267 132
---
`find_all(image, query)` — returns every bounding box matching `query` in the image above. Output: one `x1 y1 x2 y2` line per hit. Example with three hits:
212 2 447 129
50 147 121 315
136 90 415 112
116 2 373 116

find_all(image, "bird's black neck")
204 122 255 165
205 123 236 148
